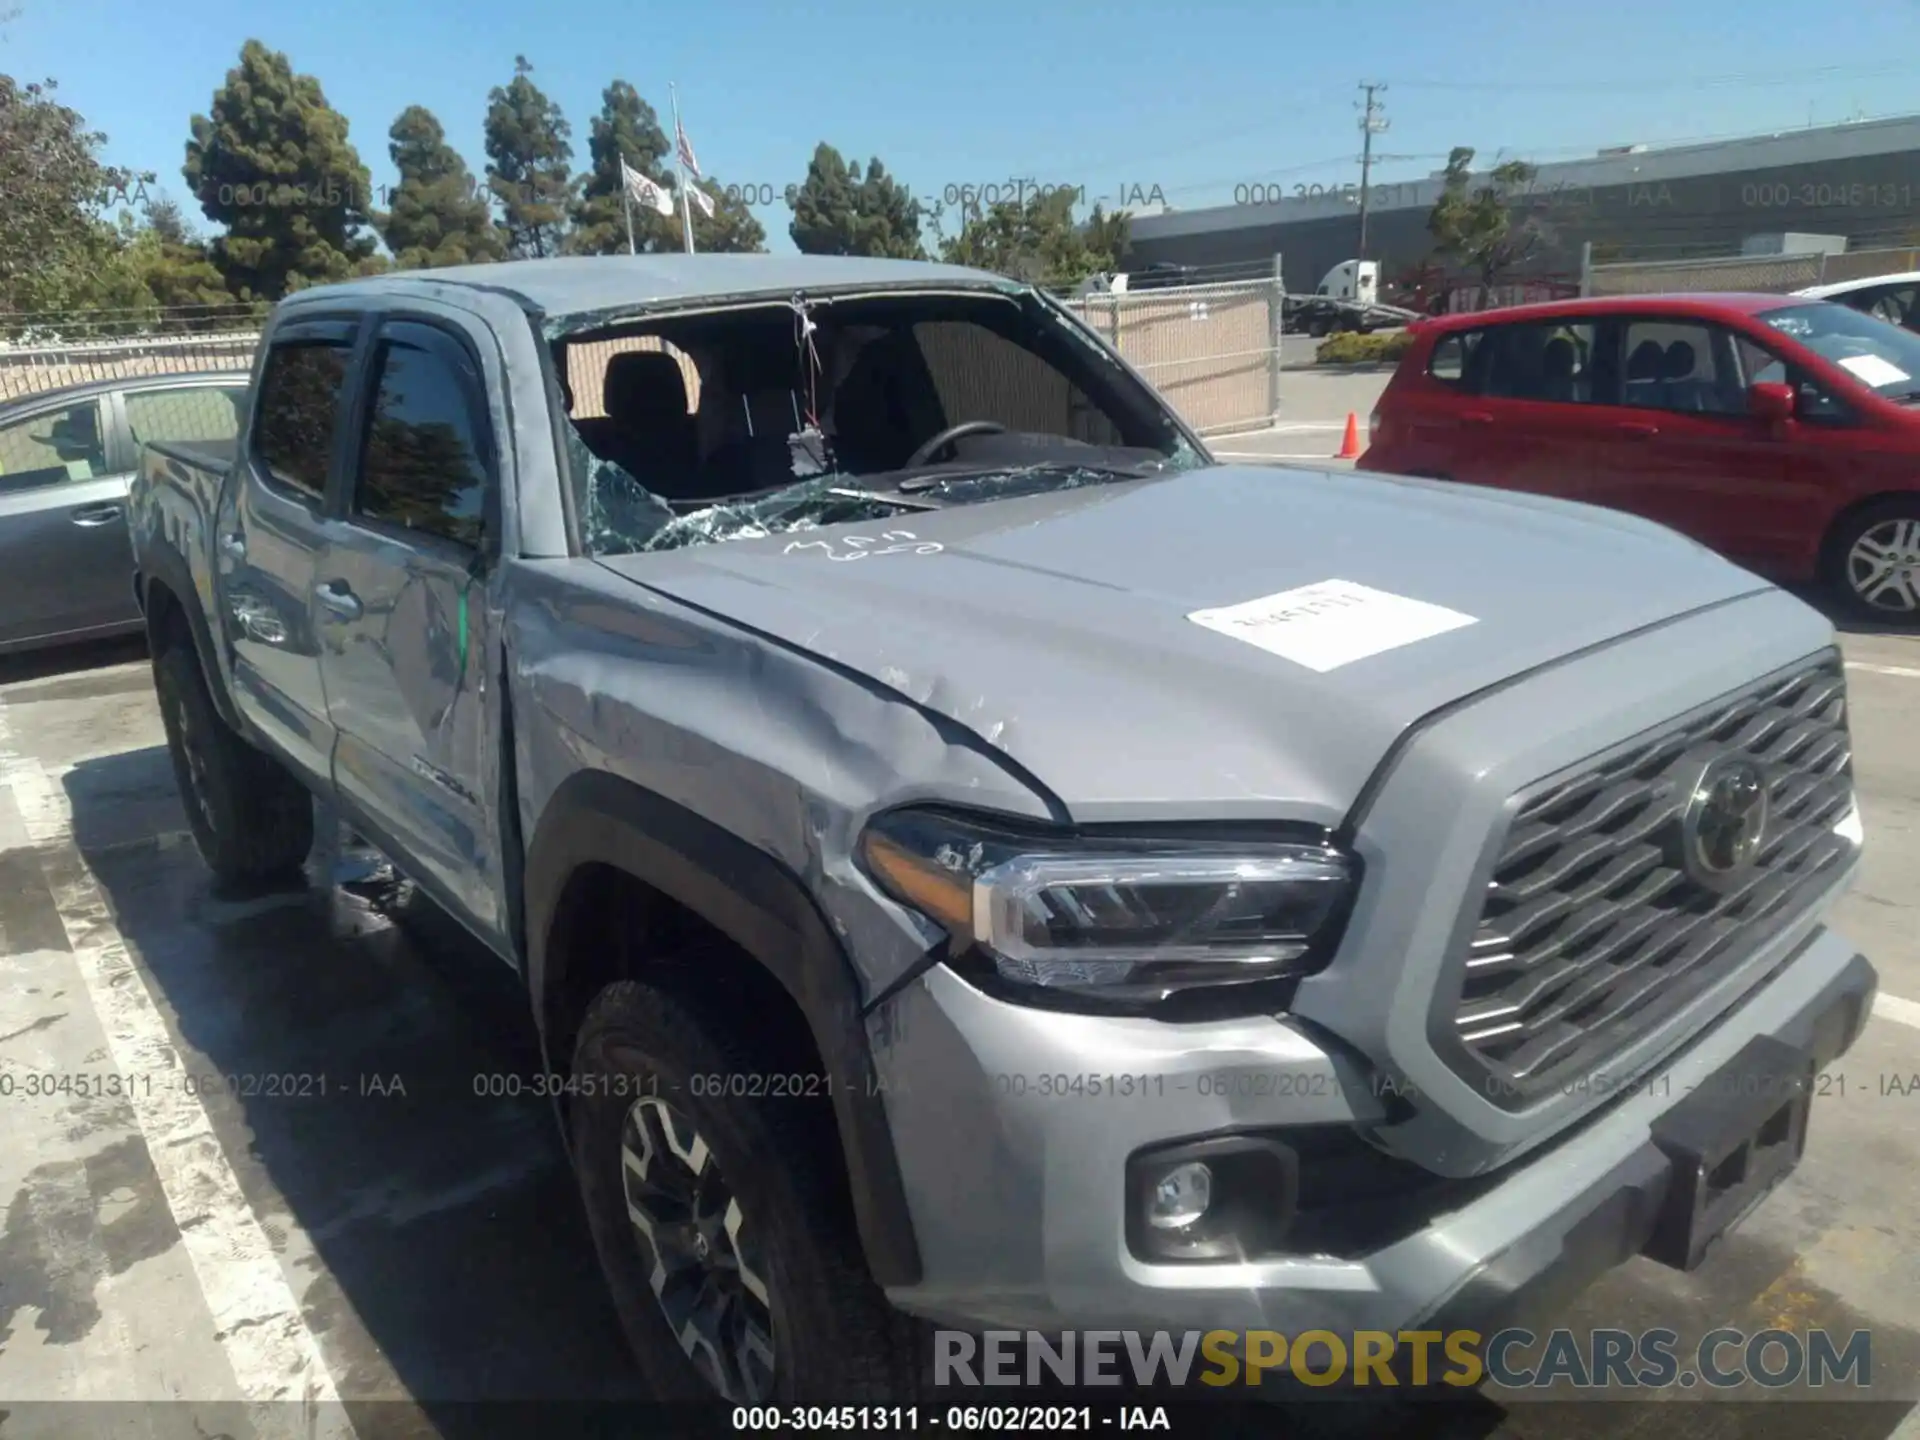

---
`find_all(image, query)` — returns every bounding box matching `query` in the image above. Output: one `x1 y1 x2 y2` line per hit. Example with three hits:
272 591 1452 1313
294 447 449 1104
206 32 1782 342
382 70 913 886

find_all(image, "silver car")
0 372 249 654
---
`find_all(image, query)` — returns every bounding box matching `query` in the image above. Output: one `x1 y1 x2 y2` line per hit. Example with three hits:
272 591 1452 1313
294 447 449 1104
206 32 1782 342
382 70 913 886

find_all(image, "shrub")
1315 329 1414 365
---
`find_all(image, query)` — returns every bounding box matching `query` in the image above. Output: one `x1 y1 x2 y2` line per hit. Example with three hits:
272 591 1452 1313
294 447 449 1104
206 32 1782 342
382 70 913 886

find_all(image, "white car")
1794 270 1920 332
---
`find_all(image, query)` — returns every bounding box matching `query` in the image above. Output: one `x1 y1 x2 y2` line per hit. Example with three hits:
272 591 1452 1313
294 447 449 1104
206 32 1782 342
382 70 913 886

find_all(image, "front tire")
153 641 313 884
570 978 920 1403
1822 498 1920 621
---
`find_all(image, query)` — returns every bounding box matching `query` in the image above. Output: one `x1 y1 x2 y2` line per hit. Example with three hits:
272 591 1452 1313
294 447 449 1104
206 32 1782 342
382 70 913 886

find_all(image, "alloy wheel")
167 689 218 833
619 1095 776 1401
1845 517 1920 613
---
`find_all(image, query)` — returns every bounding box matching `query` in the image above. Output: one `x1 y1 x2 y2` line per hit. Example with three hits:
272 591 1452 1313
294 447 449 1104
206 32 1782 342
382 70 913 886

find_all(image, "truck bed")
145 437 238 470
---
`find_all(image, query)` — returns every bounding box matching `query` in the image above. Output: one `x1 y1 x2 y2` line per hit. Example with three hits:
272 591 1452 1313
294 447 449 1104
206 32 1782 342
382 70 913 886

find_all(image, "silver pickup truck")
130 254 1876 1404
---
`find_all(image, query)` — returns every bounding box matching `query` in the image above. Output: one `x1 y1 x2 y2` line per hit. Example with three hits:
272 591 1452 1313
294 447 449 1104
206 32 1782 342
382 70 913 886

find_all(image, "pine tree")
382 105 505 268
789 143 923 258
484 56 574 259
183 40 379 301
568 80 670 255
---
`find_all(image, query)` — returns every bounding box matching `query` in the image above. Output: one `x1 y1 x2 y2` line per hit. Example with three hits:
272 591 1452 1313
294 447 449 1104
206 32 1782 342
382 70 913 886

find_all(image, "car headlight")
857 808 1356 1004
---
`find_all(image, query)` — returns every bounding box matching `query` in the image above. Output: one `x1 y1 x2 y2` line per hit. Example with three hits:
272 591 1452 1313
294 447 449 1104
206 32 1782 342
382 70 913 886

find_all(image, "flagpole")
621 159 637 256
671 82 695 255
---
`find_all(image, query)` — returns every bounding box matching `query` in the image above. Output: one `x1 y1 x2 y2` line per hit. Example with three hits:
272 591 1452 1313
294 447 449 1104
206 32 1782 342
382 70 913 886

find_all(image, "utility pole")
1356 81 1389 263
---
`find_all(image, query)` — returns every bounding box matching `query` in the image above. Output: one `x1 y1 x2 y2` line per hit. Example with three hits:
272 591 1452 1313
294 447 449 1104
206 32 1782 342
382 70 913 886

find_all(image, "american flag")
675 118 701 180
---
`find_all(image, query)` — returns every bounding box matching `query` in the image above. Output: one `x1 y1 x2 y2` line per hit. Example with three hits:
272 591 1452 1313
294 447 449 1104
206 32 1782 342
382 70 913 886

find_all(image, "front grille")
1442 653 1855 1103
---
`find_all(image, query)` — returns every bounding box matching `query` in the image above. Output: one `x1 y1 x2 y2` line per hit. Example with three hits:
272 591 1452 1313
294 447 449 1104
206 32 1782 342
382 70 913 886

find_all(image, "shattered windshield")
556 288 1209 556
580 438 1209 554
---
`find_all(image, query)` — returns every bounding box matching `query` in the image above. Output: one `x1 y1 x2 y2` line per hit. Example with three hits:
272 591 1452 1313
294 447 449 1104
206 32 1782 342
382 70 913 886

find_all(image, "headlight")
857 808 1355 1004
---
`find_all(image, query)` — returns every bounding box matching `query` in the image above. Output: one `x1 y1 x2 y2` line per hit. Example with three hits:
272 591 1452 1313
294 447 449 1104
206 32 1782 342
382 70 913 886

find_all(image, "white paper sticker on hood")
1837 353 1910 388
1188 578 1478 672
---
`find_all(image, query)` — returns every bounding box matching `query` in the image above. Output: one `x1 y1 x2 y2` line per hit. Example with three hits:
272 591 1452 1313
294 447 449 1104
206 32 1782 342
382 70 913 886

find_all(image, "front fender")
523 769 923 1287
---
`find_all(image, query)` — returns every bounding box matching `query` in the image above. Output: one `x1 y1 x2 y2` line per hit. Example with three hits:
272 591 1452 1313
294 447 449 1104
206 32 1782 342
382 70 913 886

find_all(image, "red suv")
1363 293 1920 619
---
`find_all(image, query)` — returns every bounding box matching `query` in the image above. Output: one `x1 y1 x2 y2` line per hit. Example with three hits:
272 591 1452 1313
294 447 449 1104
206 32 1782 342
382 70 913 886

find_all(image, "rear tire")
153 641 314 884
570 977 922 1403
1820 497 1920 622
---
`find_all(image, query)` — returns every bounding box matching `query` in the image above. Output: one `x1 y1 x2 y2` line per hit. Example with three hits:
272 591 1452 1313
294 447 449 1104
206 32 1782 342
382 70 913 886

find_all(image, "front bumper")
873 926 1875 1343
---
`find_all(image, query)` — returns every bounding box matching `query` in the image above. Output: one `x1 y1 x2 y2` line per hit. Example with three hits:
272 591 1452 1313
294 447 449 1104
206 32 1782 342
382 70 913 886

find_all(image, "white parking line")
0 699 355 1435
1874 993 1920 1032
1845 661 1920 681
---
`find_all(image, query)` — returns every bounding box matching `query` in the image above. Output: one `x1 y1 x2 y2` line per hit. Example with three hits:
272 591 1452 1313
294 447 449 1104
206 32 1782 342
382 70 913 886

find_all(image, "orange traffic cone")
1335 412 1362 459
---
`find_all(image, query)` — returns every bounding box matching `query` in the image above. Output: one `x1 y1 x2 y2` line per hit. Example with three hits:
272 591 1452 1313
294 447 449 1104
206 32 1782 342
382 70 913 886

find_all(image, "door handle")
70 503 123 527
1616 421 1660 438
1460 411 1496 425
315 581 363 620
219 533 247 561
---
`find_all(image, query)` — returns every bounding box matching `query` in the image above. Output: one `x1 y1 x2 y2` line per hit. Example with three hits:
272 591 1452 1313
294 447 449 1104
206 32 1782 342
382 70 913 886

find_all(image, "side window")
1862 285 1920 331
254 341 353 500
353 333 489 549
0 400 108 493
1617 320 1749 416
1478 322 1599 403
1428 331 1482 385
126 385 244 448
1734 335 1852 424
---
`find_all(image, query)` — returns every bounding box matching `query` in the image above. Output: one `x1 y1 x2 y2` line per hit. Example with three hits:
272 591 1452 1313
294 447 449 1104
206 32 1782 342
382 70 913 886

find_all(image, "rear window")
911 320 1122 447
1428 330 1482 384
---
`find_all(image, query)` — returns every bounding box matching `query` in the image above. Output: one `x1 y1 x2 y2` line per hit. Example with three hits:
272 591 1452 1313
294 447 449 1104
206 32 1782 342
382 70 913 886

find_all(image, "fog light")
1147 1161 1213 1229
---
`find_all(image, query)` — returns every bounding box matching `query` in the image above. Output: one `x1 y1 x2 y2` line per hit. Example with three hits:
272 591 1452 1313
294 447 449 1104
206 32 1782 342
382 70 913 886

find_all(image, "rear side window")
1618 320 1743 415
1428 331 1482 384
254 341 352 499
126 385 244 447
1477 321 1599 403
353 334 489 549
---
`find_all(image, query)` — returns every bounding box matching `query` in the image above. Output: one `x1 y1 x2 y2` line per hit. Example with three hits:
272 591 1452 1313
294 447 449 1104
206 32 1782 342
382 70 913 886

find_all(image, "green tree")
1426 147 1548 291
788 142 923 258
0 75 150 321
564 79 763 254
381 105 504 268
182 40 378 302
567 80 669 255
682 178 766 253
932 189 1128 288
126 197 236 318
484 56 574 258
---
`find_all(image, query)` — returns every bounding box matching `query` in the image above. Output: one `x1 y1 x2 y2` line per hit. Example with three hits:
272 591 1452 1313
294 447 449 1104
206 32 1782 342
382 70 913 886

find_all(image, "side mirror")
1749 381 1796 424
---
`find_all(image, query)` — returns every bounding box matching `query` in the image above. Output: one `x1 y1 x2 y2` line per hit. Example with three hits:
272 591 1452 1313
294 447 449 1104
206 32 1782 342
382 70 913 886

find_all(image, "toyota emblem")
1679 756 1771 892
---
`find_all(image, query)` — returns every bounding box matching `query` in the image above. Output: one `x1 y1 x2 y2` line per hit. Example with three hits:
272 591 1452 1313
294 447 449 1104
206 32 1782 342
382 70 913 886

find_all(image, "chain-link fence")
0 305 264 404
1819 247 1920 286
1065 277 1284 435
1579 244 1920 299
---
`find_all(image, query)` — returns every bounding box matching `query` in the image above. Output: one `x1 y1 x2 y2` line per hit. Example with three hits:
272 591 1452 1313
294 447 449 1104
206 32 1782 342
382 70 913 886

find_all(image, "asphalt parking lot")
0 598 1915 1439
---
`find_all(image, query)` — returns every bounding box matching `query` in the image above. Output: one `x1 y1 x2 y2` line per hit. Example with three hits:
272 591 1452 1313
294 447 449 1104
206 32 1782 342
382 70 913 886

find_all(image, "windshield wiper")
895 457 1166 494
667 482 939 512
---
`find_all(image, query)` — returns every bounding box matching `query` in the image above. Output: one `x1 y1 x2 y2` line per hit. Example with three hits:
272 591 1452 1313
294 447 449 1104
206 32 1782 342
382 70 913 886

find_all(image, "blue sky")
9 0 1920 253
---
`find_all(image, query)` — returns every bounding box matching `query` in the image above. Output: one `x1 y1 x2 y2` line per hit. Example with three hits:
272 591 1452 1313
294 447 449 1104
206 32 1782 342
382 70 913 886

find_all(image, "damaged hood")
597 465 1773 825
